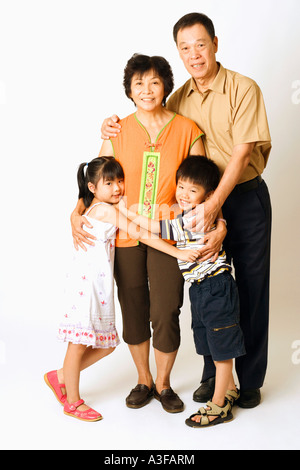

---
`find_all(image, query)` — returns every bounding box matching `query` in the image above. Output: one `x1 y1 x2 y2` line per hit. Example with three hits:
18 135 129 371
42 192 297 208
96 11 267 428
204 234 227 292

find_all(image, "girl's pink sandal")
44 370 66 405
64 399 103 422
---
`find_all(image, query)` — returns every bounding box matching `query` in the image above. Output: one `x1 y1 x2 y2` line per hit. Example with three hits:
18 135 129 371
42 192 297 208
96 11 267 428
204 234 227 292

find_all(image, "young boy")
119 155 246 428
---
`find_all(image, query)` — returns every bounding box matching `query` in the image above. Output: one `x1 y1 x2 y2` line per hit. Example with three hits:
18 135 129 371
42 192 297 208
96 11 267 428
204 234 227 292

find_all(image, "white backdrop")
0 0 299 451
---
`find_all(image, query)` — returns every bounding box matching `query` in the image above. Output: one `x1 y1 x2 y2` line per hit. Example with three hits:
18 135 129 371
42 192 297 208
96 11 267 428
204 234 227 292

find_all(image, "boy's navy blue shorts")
189 271 246 361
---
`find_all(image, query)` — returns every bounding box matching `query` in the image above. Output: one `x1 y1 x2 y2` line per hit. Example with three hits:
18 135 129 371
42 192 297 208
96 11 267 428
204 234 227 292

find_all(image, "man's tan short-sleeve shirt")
167 64 271 183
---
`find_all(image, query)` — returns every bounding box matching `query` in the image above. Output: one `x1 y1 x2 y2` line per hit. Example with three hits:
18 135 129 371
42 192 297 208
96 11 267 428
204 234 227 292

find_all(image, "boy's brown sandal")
185 399 233 428
225 389 240 408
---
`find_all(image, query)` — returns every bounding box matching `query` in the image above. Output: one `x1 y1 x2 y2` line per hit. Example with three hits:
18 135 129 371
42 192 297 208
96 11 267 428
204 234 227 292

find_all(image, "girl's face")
130 69 165 111
89 176 124 204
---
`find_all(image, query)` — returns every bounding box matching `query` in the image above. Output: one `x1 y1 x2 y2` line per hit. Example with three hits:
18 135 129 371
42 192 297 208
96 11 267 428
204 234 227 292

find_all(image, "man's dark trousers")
202 177 272 391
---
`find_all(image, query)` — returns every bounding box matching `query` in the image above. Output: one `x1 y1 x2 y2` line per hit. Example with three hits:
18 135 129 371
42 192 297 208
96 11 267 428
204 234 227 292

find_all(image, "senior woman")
71 54 222 413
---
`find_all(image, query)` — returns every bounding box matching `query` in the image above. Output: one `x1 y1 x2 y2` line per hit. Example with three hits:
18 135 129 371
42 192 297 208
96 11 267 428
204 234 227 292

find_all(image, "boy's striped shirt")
160 213 231 283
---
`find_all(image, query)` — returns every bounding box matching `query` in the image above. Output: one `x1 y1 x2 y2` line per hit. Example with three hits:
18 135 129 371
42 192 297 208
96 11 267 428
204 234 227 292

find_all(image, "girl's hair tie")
83 163 88 177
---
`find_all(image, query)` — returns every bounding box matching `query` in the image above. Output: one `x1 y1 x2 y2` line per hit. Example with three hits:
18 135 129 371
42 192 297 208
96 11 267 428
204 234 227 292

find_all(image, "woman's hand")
101 114 121 139
71 212 96 251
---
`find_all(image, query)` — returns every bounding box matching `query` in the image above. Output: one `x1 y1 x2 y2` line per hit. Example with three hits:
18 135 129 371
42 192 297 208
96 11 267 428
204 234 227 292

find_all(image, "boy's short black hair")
176 155 220 194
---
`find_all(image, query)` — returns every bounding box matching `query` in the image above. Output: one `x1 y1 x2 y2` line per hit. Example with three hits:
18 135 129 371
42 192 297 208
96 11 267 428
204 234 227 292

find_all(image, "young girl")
44 156 200 422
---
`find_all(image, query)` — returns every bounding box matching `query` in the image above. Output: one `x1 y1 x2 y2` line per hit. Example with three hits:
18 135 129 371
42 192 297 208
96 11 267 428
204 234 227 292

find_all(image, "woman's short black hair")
173 12 216 43
123 54 174 106
176 155 220 194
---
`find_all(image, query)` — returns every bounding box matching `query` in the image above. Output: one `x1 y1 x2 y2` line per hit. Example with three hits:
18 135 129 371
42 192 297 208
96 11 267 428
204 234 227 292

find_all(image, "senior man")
100 12 272 409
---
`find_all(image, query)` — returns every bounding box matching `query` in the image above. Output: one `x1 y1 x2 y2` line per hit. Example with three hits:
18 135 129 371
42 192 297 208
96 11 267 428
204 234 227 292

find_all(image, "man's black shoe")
193 376 215 403
237 389 261 408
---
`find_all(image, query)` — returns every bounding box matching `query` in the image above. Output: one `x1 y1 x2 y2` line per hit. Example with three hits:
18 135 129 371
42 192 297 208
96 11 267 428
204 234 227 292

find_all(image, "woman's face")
130 70 165 111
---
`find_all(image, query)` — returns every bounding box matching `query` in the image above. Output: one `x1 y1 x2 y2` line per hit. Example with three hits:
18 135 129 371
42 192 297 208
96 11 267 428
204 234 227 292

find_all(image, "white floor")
1 289 299 452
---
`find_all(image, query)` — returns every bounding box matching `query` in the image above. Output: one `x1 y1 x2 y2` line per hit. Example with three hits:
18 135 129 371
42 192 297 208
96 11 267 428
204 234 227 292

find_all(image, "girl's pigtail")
77 162 93 207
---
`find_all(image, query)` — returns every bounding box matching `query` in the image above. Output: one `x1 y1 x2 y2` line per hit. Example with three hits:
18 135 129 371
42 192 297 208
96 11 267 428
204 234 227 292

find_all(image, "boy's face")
176 178 207 212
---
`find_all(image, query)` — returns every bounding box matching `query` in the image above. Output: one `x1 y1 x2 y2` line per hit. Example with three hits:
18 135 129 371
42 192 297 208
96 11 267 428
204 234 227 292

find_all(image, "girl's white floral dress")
58 203 120 349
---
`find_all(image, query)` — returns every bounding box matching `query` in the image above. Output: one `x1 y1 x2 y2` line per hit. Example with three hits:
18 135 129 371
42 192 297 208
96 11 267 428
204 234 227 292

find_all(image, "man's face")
176 23 218 83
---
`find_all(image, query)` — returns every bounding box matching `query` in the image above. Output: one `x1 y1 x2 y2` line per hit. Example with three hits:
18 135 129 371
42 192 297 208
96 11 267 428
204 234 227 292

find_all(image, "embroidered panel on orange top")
109 112 204 247
138 151 160 219
136 113 175 220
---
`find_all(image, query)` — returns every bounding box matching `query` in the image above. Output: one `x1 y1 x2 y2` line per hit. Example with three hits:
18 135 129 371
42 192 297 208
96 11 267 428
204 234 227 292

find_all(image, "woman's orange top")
110 112 203 247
